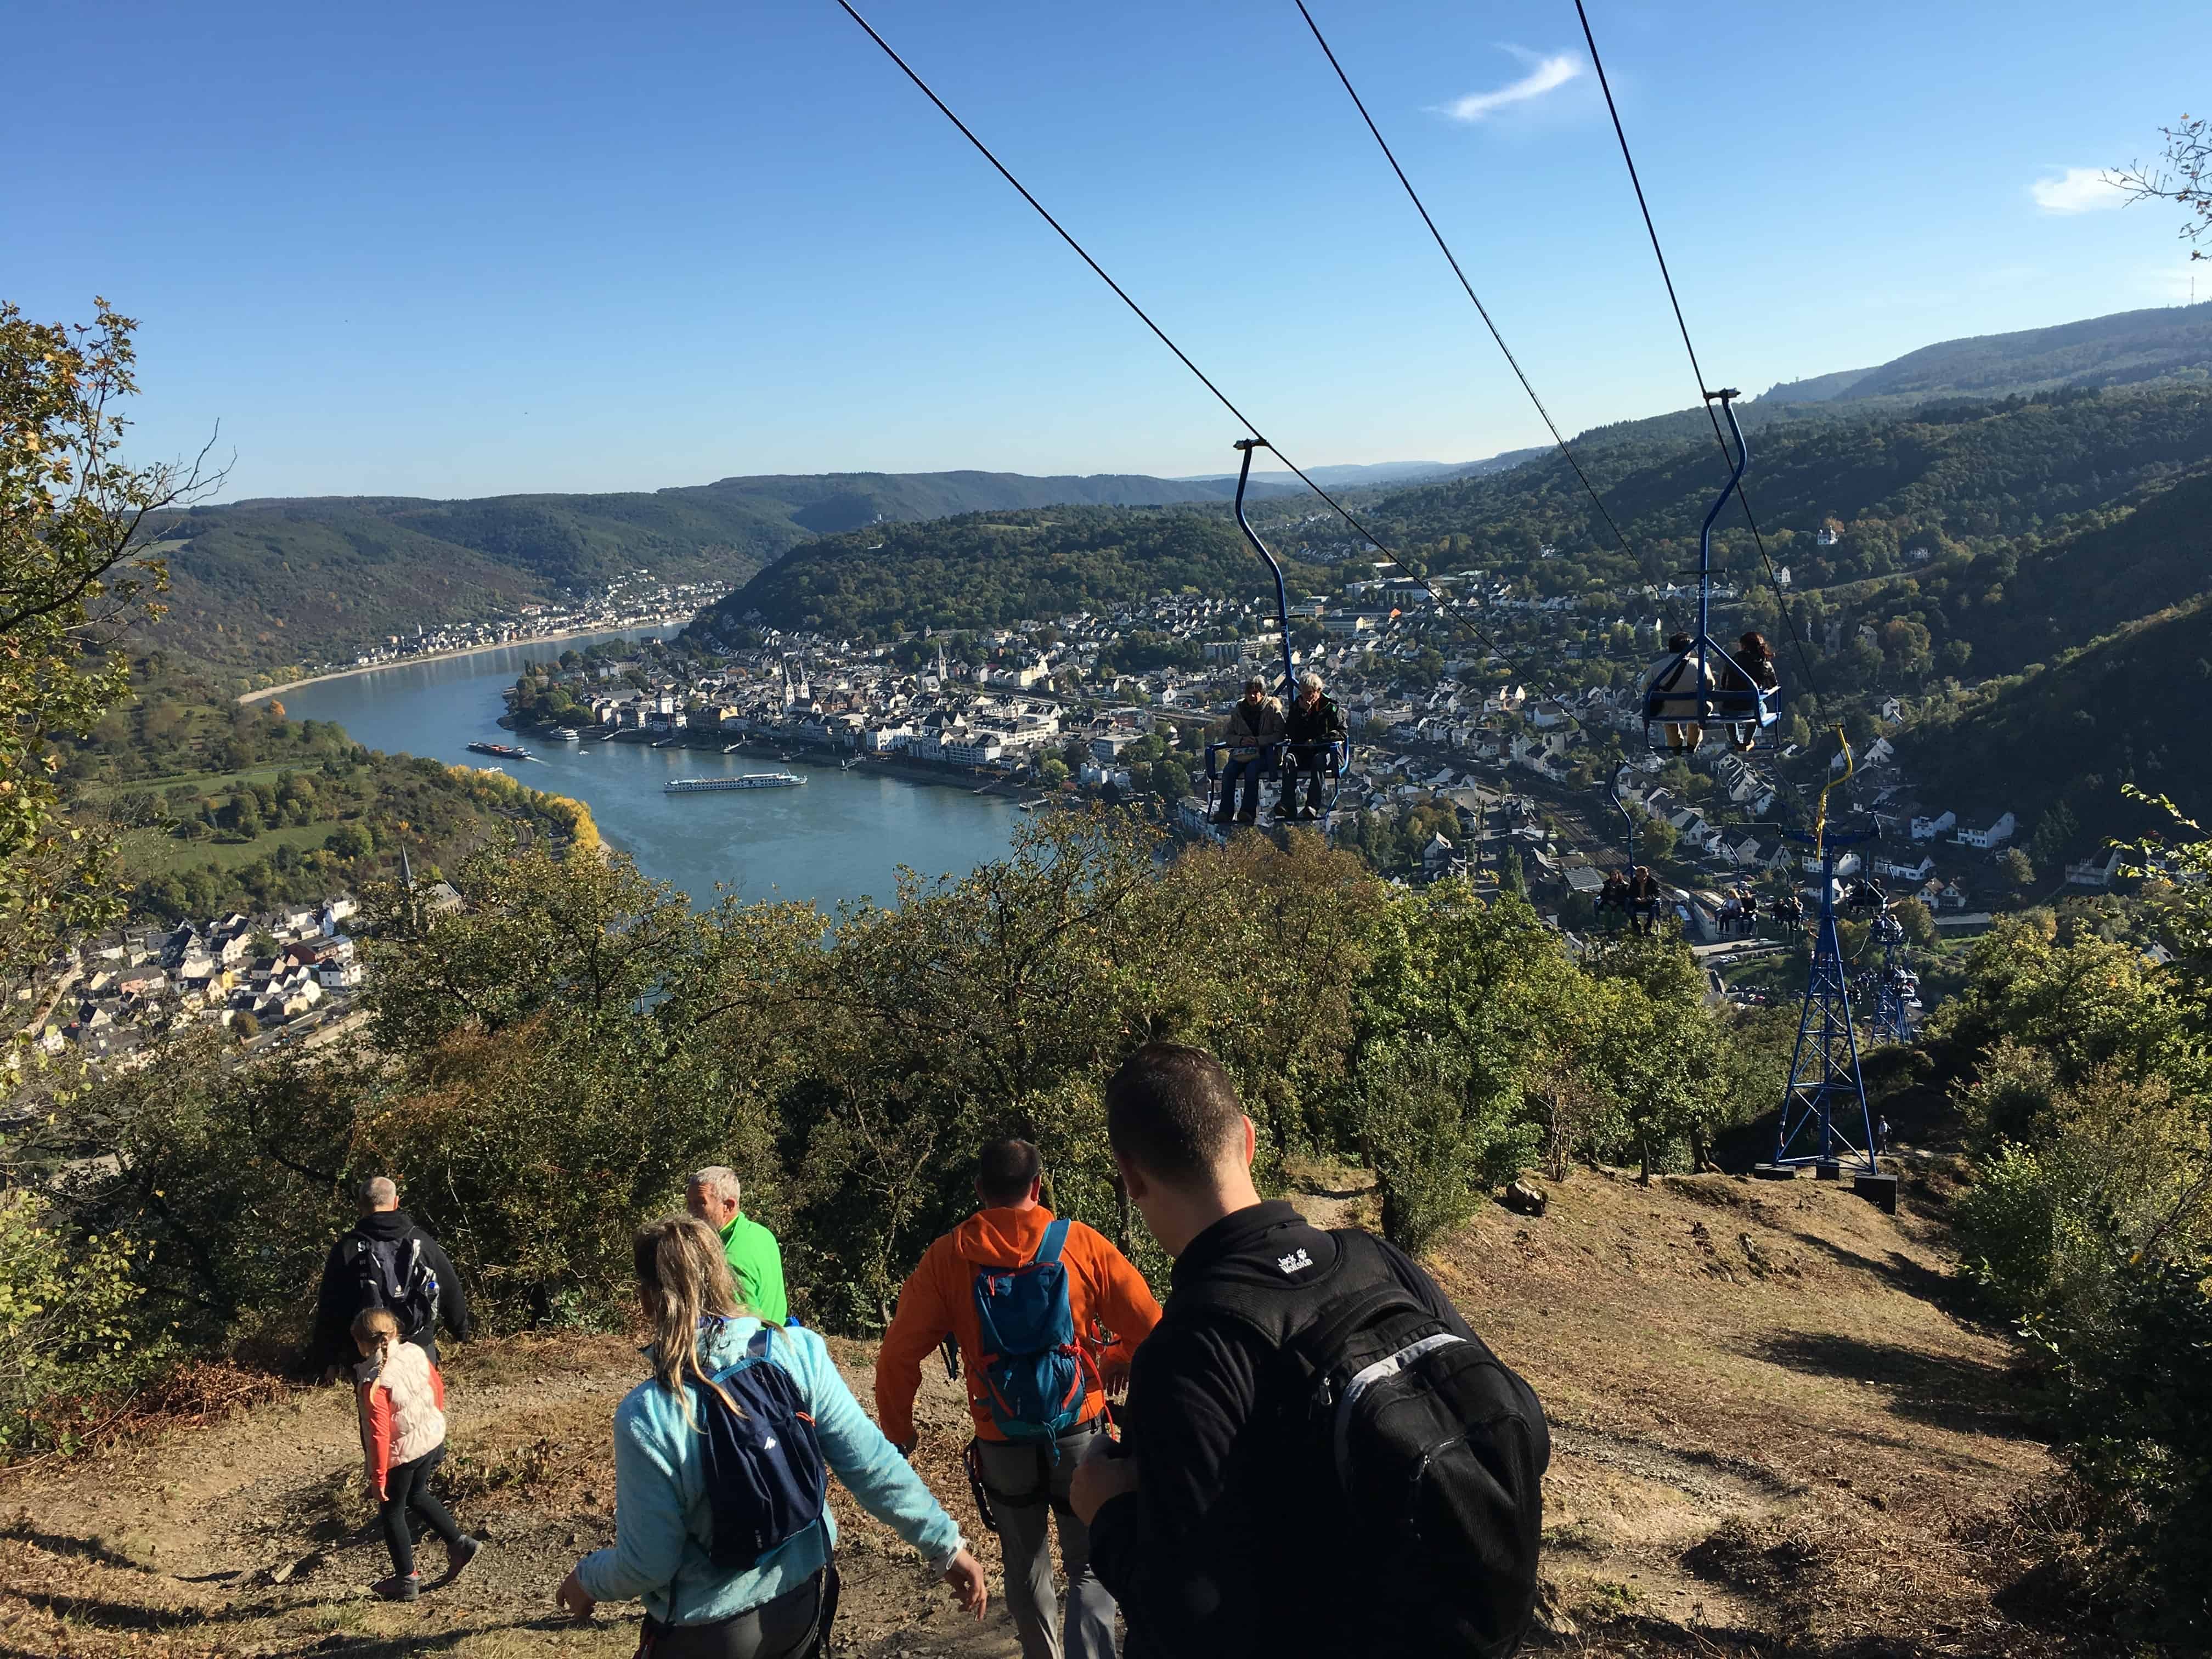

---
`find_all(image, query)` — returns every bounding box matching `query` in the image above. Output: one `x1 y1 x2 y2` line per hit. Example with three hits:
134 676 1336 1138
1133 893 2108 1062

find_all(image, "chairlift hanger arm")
1232 441 1297 699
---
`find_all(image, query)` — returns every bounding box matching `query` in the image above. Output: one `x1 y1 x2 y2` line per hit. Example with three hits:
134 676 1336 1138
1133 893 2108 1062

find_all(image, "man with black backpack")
311 1177 473 1379
877 1139 1162 1659
1074 1045 1549 1659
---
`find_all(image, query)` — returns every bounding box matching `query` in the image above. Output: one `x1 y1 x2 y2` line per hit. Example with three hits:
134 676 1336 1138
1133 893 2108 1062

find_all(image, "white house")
1955 812 2018 850
1910 811 1957 842
2065 848 2124 889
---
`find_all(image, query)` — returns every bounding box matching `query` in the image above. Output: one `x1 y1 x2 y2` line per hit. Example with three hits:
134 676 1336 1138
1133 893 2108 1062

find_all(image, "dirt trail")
2 1168 2073 1657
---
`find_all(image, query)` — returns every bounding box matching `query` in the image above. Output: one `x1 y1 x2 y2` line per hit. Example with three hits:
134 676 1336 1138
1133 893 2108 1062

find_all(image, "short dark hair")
1104 1043 1245 1187
1667 631 1694 653
977 1138 1043 1207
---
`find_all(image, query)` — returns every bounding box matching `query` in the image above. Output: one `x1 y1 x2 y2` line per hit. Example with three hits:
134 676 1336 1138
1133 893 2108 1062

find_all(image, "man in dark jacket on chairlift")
1277 673 1345 823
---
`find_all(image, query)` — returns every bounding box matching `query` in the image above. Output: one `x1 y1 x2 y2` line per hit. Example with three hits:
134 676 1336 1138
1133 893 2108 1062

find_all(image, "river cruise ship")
664 772 806 793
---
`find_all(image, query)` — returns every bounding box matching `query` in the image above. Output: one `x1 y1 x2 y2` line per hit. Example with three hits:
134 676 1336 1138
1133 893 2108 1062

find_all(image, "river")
275 630 1022 909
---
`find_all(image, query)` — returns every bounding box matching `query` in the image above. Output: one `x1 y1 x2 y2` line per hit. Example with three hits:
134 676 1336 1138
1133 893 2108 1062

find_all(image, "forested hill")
693 506 1329 640
1757 302 2212 405
715 383 2212 651
1305 382 2212 591
1898 592 2212 849
1526 302 2212 458
142 468 1298 674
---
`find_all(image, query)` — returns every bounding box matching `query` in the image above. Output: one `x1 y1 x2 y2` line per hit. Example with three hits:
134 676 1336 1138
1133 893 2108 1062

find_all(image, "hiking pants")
640 1566 834 1659
974 1420 1116 1659
379 1447 463 1578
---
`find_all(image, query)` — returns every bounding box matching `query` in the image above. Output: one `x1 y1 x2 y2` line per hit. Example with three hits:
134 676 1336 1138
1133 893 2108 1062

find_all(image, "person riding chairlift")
1646 632 1714 754
1720 632 1780 752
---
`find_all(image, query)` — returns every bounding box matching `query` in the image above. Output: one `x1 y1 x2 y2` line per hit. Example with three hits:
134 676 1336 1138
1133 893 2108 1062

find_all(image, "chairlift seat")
1640 637 1780 754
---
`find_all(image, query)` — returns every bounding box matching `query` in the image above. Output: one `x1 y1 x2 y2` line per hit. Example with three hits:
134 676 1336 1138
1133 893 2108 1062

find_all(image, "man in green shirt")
684 1166 789 1324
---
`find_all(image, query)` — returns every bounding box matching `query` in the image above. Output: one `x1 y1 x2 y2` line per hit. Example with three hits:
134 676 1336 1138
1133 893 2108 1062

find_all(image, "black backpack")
695 1325 830 1571
1280 1232 1547 1658
349 1234 439 1342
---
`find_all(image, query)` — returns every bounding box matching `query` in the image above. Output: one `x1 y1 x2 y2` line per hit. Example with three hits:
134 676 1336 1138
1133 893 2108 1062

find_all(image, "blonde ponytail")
634 1215 746 1430
351 1306 404 1367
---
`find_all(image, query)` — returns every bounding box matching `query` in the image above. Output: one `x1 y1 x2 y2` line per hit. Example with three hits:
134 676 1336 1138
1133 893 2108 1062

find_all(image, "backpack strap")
1032 1217 1070 1267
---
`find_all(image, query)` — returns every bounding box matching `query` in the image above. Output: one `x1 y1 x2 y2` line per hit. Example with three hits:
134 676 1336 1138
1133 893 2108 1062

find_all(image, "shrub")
0 1193 150 1454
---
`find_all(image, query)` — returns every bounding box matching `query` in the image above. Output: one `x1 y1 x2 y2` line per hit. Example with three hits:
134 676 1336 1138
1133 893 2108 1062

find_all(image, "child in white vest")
352 1308 481 1600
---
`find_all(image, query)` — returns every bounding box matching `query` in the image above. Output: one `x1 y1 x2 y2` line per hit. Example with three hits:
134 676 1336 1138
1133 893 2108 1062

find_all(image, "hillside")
0 1167 2072 1658
144 469 1300 674
1898 590 2212 844
696 504 1331 640
1352 382 2212 588
63 667 601 920
1760 302 2212 405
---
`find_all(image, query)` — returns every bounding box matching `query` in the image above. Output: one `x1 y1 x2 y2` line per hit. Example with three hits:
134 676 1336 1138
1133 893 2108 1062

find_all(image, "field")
0 1163 2077 1658
115 823 342 881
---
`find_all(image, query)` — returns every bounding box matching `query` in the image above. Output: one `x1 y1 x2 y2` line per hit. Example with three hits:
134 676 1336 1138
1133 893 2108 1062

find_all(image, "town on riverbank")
495 570 2069 957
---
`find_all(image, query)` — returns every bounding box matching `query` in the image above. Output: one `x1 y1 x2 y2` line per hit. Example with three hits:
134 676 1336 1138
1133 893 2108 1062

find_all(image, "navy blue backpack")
972 1217 1092 1444
695 1324 830 1570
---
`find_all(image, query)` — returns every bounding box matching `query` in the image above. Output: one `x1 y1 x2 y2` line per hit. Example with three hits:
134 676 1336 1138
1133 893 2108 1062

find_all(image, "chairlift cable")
828 0 1543 689
1293 0 1637 564
1568 0 1829 719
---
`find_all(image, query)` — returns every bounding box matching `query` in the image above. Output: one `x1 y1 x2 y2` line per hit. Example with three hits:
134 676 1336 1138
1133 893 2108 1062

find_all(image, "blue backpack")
972 1217 1092 1444
695 1324 830 1571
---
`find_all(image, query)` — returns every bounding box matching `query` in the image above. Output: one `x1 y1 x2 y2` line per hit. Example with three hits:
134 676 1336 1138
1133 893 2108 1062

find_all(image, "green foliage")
0 1192 150 1453
1925 826 2212 1632
2034 1254 2212 1648
1 301 206 988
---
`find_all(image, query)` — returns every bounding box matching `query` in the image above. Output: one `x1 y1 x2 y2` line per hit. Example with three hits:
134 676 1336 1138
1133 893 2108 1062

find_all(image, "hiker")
352 1307 481 1602
311 1176 472 1378
1278 672 1345 823
1877 1115 1893 1154
1073 1044 1549 1659
687 1165 790 1325
1213 680 1284 826
1722 631 1780 752
1646 631 1713 753
877 1138 1161 1659
557 1215 988 1655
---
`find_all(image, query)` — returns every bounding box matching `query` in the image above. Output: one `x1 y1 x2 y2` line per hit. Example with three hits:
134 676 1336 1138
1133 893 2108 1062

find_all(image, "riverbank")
235 620 686 705
535 723 1043 801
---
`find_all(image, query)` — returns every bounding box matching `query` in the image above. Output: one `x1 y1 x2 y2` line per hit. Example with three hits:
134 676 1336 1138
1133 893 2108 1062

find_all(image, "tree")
1154 758 1192 801
1999 847 2036 890
2111 117 2211 258
230 1011 261 1042
1039 757 1069 787
1893 896 1939 949
0 301 216 986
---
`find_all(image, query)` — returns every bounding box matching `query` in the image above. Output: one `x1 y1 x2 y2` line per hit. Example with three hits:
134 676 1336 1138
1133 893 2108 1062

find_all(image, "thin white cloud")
1440 50 1582 123
2030 167 2125 215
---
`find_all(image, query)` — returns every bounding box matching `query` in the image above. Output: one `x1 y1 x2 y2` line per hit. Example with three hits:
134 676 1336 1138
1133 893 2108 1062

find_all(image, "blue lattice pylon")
1865 914 1914 1049
1774 829 1879 1175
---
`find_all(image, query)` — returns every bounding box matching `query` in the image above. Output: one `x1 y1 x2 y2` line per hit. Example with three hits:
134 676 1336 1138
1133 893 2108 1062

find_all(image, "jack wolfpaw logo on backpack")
1276 1248 1314 1276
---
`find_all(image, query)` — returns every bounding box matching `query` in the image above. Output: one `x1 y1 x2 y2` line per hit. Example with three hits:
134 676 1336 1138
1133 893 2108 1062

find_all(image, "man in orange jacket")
878 1139 1161 1659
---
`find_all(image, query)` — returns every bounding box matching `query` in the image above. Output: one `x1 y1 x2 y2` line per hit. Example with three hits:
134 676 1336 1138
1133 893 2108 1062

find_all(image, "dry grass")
0 1170 2132 1657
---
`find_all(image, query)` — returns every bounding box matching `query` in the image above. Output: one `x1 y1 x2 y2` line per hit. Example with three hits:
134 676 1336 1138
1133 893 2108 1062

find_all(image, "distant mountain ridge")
1757 303 2212 407
145 302 2212 682
150 467 1302 675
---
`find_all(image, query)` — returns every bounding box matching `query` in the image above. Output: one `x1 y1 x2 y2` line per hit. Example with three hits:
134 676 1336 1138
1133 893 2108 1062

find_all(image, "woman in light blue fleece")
556 1216 988 1658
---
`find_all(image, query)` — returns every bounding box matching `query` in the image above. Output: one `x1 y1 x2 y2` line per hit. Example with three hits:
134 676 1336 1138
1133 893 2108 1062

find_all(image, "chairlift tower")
1757 826 1897 1210
1865 915 1913 1049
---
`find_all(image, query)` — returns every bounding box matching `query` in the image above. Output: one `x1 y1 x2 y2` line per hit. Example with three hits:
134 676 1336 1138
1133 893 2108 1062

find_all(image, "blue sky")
9 0 2203 500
